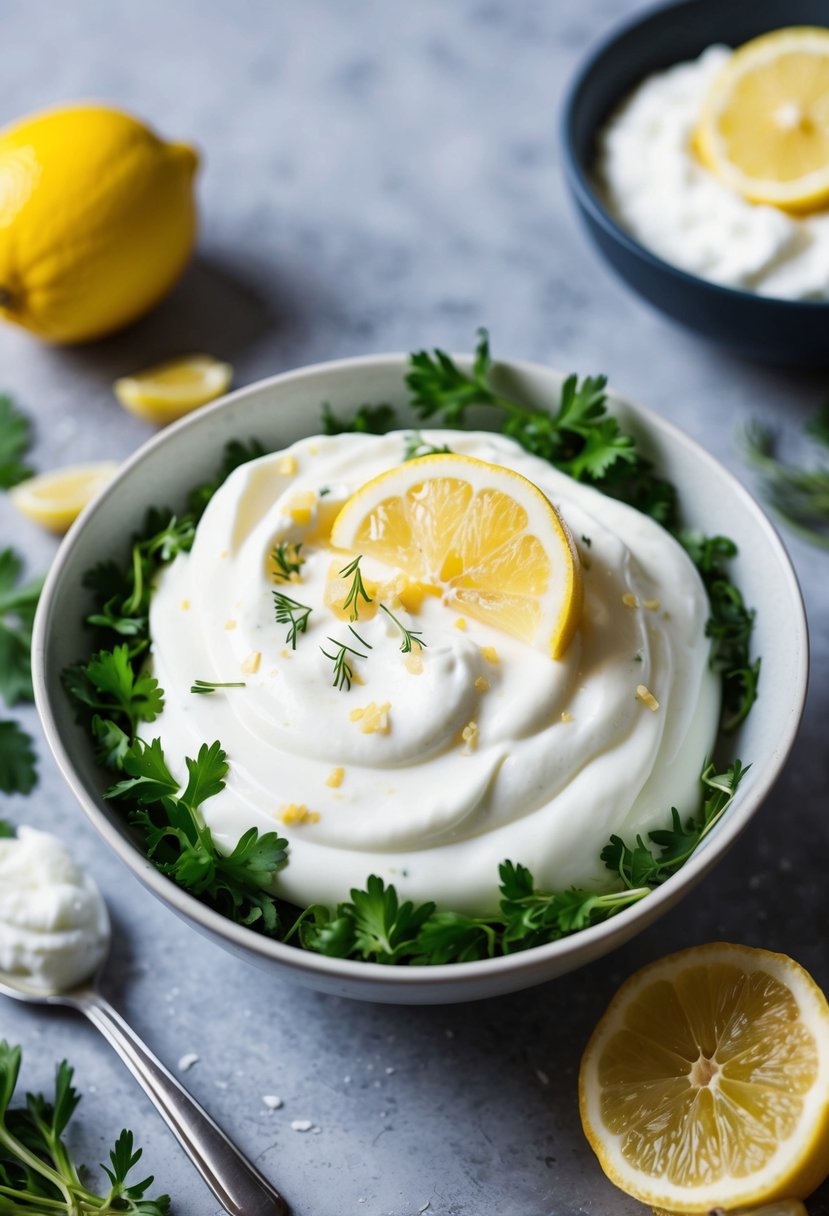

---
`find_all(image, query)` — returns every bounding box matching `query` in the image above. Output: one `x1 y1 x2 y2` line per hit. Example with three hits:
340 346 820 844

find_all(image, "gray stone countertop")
1 2 827 1213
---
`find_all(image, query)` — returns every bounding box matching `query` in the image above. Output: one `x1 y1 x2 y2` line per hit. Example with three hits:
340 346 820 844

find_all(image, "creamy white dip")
597 46 829 300
148 431 720 914
0 827 110 990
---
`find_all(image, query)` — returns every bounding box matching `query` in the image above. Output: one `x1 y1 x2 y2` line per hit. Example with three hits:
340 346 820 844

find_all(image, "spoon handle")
77 989 287 1216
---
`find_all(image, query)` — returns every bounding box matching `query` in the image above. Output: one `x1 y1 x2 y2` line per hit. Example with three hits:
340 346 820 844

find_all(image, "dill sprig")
273 590 312 648
190 679 247 695
339 555 373 621
380 604 426 654
320 637 367 691
271 541 304 581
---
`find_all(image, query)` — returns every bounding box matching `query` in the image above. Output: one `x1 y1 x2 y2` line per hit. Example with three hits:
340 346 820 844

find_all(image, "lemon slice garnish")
696 27 829 212
114 354 232 425
579 943 829 1212
9 462 119 533
329 453 583 658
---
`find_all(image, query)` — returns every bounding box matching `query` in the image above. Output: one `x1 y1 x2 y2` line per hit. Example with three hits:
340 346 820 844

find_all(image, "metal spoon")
0 966 288 1216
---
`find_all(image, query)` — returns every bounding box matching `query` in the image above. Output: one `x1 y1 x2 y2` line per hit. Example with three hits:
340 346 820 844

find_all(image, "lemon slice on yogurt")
696 27 829 212
329 452 583 658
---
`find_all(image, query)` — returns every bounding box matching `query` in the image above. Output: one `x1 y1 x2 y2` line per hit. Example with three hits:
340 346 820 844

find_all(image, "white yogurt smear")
148 431 720 914
597 46 829 300
0 827 110 991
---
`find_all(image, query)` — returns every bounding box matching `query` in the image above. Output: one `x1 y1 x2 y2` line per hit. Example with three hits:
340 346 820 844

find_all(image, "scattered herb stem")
339 555 373 621
190 679 246 695
272 591 312 648
380 604 426 654
320 638 366 692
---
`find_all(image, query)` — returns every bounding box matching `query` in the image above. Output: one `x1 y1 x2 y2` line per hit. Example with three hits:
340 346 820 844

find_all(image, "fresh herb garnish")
339 555 373 621
271 541 304 581
380 604 426 654
0 718 37 795
0 548 43 706
403 432 453 461
63 644 164 737
297 761 746 962
0 394 34 489
190 679 247 695
0 1040 170 1214
322 402 397 435
272 591 312 648
745 408 829 548
320 637 366 692
107 737 288 932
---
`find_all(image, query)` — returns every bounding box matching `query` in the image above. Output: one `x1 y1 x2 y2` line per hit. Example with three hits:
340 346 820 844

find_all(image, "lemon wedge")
114 354 232 425
329 453 582 658
9 462 119 533
579 943 829 1213
696 27 829 212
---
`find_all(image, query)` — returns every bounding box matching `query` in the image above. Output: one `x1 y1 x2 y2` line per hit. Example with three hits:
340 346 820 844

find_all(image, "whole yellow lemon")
0 103 198 343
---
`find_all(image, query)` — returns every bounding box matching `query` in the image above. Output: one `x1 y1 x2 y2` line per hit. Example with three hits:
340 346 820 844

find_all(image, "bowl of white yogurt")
561 0 829 366
32 353 807 1003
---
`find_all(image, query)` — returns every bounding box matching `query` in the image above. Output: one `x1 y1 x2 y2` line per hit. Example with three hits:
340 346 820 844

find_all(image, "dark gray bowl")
561 0 829 367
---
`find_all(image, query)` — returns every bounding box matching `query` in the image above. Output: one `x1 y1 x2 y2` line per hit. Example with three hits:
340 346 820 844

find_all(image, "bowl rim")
559 0 829 312
33 351 809 993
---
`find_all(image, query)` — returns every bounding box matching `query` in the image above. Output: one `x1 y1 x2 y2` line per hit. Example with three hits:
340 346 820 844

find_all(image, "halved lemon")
9 462 119 533
329 453 582 658
114 353 232 424
696 27 829 212
580 944 829 1213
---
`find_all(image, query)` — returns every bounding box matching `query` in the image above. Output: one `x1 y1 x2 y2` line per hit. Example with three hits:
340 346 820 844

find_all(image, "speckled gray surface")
1 2 828 1213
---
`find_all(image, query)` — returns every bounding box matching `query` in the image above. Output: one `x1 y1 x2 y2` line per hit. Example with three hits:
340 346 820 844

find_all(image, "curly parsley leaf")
0 718 37 795
0 394 34 489
0 1041 171 1214
0 548 43 706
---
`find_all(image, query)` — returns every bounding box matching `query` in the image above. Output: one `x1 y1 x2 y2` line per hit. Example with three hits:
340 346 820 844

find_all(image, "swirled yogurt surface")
597 46 829 300
148 430 720 914
0 827 110 991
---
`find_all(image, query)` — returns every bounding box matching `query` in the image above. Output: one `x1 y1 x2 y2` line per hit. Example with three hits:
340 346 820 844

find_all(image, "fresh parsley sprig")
0 718 37 795
299 760 747 963
380 604 426 654
0 1040 170 1214
339 555 373 621
0 548 43 707
0 394 34 489
63 644 164 737
273 591 312 648
107 737 288 933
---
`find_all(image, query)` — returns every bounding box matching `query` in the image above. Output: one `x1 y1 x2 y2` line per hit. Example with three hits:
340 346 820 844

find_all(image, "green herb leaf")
273 591 312 648
322 402 398 435
339 555 373 621
0 548 43 707
402 432 453 461
0 719 37 795
745 413 829 547
63 645 164 735
271 541 304 582
379 603 426 654
320 637 366 691
0 395 34 489
190 679 246 695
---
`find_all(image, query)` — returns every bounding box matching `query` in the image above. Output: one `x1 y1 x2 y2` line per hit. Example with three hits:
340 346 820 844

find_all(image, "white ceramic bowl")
33 354 808 1004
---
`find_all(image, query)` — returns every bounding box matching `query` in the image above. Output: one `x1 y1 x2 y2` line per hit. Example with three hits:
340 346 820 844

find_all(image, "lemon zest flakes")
276 454 298 476
561 711 573 723
643 597 661 611
180 598 190 611
474 676 490 693
279 803 320 825
622 593 639 608
224 619 237 631
481 645 499 665
285 489 316 526
240 650 261 675
635 684 660 712
461 721 479 754
349 701 391 734
326 766 345 789
454 617 468 631
405 652 424 675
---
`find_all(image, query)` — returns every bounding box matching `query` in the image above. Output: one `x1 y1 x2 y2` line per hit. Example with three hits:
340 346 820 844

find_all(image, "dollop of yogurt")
148 431 720 913
0 827 110 991
596 46 829 300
